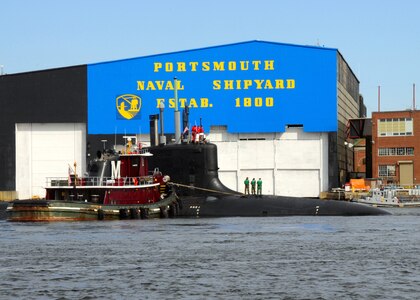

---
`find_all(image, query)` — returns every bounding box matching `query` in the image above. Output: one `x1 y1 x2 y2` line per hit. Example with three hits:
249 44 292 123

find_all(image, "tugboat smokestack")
149 114 159 146
159 100 166 145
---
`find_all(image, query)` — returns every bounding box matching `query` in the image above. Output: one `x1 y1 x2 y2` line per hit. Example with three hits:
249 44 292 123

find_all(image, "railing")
381 185 420 196
368 186 420 203
119 148 153 155
46 175 155 187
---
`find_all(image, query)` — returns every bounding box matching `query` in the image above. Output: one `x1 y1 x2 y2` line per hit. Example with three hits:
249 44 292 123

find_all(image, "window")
378 165 396 177
389 148 396 155
378 148 388 156
378 147 414 156
378 118 413 136
397 147 404 155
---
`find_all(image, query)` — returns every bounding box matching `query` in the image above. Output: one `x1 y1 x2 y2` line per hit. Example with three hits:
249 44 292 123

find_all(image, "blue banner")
87 41 337 134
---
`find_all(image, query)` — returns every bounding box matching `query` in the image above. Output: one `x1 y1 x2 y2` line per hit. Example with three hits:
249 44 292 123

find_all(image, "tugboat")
7 141 179 222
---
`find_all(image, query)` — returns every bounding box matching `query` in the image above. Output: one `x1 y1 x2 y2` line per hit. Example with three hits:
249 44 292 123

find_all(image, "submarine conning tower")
147 143 239 197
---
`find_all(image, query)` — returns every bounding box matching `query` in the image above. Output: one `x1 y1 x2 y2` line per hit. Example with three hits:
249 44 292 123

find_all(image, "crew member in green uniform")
251 178 256 195
257 178 262 197
244 177 250 194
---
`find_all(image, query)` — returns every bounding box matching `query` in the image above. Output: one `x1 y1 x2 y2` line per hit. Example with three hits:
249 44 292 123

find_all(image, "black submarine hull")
148 143 389 216
175 194 388 217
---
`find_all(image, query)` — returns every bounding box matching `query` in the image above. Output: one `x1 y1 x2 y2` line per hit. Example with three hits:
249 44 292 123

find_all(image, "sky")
1 0 419 115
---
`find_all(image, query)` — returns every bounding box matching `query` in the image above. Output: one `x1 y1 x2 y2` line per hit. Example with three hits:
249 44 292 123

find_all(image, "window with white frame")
378 118 413 136
378 165 396 177
378 147 414 156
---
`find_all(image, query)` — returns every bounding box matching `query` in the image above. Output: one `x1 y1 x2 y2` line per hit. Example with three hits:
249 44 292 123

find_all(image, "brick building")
353 139 366 173
371 110 420 186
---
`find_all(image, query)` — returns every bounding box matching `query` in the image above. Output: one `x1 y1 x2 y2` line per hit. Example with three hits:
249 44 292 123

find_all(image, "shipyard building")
0 41 365 200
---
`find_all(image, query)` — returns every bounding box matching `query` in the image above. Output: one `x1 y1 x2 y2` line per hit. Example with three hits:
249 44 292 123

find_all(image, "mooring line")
167 182 239 196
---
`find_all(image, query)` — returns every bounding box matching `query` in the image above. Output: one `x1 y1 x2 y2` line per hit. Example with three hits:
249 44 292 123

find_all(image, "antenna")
413 83 416 110
101 139 107 151
124 129 127 150
114 127 117 150
174 77 181 144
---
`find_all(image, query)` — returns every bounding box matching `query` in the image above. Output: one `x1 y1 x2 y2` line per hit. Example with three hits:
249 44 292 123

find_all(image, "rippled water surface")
1 208 420 299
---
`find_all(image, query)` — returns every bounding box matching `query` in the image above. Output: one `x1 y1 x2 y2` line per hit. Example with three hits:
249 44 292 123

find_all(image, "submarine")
147 142 390 216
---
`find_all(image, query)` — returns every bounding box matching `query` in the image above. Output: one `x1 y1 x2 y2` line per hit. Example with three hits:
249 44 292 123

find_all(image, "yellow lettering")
202 62 210 71
147 81 156 90
137 81 145 90
224 80 234 90
213 61 225 71
240 61 249 70
201 98 209 108
244 97 252 107
153 59 277 73
155 81 164 90
235 97 275 107
138 80 185 91
154 62 162 72
179 98 187 108
176 80 185 90
254 79 264 89
287 79 295 89
165 81 174 90
177 62 186 72
165 62 173 72
228 61 236 71
252 61 261 70
189 62 199 71
156 97 213 108
264 79 273 89
213 80 221 90
244 80 252 89
236 80 242 89
189 98 198 108
156 98 165 108
168 98 175 108
275 80 285 89
264 60 275 70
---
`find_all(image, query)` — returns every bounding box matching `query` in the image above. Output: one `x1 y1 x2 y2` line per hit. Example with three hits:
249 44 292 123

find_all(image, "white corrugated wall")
15 123 86 199
209 127 329 198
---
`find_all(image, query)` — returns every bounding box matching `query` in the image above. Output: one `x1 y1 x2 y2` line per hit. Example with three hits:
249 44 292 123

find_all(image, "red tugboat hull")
7 193 179 222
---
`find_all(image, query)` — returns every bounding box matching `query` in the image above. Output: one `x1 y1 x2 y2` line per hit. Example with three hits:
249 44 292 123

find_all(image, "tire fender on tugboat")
97 209 104 220
160 206 169 218
140 208 149 219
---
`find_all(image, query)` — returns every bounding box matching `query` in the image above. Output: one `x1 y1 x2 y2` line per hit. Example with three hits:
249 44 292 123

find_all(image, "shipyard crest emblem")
116 94 141 120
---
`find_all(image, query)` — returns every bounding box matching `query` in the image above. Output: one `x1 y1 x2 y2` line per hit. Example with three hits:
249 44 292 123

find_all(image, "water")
1 208 420 299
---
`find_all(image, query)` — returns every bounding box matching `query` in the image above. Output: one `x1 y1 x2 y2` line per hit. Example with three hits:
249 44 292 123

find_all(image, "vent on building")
239 138 266 141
